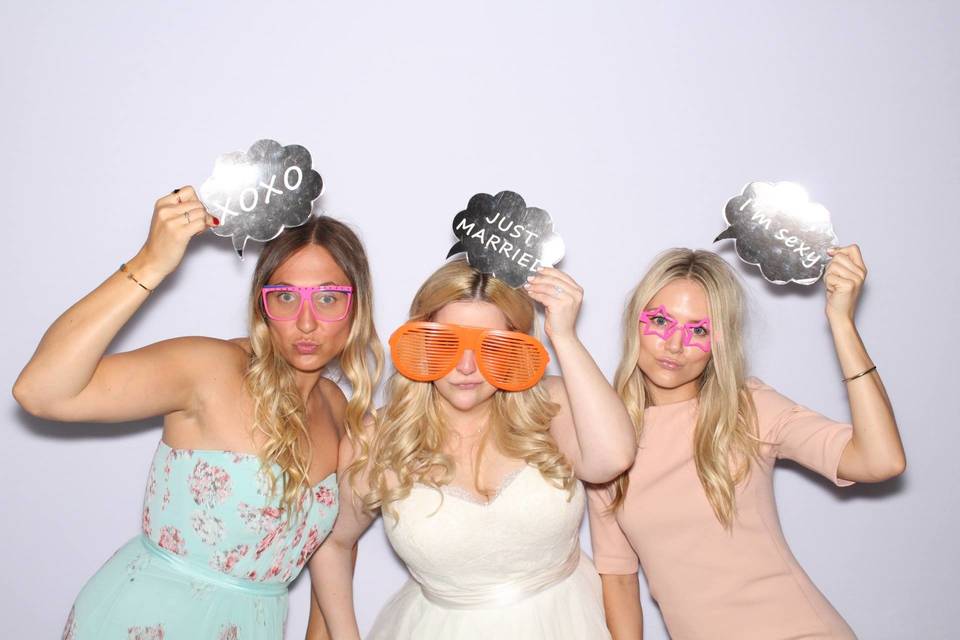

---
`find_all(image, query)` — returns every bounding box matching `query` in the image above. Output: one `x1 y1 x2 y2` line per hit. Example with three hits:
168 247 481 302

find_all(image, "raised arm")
307 434 375 640
13 187 218 422
526 267 637 482
824 245 906 482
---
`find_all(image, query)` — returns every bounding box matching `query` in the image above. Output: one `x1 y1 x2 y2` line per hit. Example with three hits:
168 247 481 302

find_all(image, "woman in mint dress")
13 186 382 639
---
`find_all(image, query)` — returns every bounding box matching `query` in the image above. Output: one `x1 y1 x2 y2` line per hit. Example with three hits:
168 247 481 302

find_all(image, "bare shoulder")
179 340 251 403
151 336 248 372
228 337 252 355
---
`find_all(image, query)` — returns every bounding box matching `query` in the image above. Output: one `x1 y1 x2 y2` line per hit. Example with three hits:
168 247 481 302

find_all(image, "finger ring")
554 285 563 295
183 211 191 224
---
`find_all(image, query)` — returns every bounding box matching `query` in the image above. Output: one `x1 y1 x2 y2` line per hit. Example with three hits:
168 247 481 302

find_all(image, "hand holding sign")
199 139 324 258
824 244 867 324
127 186 218 288
523 266 584 342
715 182 838 285
447 190 565 288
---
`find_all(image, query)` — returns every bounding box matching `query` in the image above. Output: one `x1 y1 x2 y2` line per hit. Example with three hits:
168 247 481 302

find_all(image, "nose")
456 349 478 375
663 328 684 354
296 301 318 334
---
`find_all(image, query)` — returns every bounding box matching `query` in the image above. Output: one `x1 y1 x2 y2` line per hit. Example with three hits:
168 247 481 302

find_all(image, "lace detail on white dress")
422 465 527 506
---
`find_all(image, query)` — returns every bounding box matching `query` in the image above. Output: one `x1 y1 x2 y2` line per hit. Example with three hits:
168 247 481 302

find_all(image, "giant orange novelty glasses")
389 322 549 392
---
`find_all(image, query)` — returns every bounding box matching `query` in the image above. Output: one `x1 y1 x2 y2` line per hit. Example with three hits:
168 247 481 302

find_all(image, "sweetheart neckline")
157 439 337 489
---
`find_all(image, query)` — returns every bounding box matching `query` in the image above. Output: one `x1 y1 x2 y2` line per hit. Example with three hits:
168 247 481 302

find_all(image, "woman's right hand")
131 186 218 284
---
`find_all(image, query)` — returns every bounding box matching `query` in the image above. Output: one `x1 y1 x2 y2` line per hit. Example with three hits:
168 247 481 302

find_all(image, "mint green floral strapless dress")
62 441 339 640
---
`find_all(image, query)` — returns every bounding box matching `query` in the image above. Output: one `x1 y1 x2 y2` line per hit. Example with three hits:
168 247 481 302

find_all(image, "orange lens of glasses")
389 322 549 392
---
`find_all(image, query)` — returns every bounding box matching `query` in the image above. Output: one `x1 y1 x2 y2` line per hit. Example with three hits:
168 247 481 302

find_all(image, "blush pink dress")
588 378 857 640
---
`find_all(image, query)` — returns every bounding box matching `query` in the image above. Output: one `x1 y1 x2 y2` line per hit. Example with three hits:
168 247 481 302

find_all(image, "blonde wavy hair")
358 259 575 519
611 248 759 528
246 215 383 518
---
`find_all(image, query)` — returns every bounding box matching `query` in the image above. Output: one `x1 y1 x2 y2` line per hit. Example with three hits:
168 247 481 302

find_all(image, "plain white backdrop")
2 2 957 638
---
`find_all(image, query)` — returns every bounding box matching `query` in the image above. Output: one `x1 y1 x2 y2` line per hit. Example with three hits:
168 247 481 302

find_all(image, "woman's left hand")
524 267 583 341
824 244 867 324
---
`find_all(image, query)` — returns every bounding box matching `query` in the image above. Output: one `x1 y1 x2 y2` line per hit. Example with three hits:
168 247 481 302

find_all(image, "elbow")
612 447 638 476
858 454 907 483
610 436 640 477
874 448 908 481
12 378 44 418
882 453 907 480
316 533 356 560
12 376 64 420
582 452 636 484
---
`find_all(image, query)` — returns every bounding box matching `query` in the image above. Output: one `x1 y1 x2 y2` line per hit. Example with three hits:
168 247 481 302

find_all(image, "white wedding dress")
367 465 611 639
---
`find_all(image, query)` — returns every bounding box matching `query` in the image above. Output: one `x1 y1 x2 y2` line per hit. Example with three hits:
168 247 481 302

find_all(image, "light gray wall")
2 2 956 638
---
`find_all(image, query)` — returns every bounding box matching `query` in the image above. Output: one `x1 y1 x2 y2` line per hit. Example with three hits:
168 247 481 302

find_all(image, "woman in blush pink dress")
588 246 905 640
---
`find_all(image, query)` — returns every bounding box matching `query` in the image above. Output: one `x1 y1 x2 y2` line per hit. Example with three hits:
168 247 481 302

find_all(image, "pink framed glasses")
639 305 711 353
261 285 353 322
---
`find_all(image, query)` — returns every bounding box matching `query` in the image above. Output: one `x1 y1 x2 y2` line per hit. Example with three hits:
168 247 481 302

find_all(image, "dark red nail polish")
212 217 220 226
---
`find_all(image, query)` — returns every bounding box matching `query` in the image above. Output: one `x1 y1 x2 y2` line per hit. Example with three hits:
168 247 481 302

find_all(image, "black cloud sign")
447 190 565 288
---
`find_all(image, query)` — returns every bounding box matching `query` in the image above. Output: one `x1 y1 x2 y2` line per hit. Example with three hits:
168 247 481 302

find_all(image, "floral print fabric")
142 442 337 584
61 440 339 639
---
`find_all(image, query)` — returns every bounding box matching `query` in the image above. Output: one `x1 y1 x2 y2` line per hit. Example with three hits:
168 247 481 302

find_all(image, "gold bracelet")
842 365 876 383
119 263 153 292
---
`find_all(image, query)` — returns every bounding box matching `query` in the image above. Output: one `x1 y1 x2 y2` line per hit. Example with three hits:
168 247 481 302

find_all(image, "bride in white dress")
311 258 637 639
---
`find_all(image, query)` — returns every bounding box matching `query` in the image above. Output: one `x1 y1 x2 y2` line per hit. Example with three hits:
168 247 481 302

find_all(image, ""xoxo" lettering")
210 165 304 219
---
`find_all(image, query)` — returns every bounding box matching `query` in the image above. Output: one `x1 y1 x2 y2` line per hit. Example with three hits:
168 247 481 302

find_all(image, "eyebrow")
267 281 344 287
643 307 708 322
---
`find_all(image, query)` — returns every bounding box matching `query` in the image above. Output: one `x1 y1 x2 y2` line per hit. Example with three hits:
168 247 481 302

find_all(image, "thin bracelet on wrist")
119 262 154 292
842 365 876 384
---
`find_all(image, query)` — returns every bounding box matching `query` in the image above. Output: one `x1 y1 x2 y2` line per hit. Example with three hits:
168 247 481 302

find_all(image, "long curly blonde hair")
246 215 383 517
611 248 759 528
358 259 575 519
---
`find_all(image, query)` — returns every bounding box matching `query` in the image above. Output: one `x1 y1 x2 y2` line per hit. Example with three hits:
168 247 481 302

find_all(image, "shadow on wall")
14 406 160 440
777 459 907 501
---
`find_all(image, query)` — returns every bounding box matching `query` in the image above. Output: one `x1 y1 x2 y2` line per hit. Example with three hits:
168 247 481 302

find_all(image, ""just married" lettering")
456 211 544 271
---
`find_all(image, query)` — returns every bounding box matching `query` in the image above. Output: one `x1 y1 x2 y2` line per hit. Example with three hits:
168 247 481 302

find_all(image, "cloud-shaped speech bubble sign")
715 182 839 286
447 190 565 288
198 139 324 258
